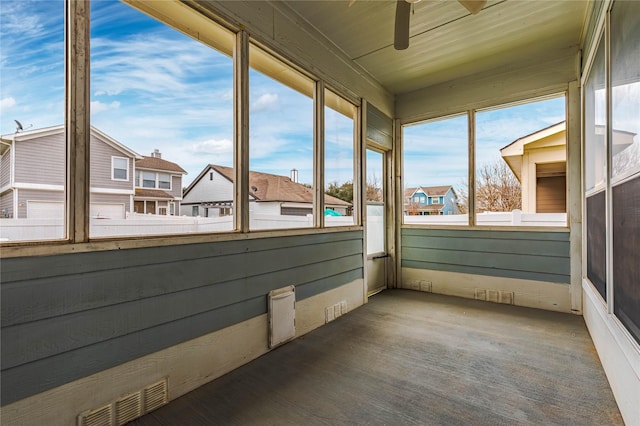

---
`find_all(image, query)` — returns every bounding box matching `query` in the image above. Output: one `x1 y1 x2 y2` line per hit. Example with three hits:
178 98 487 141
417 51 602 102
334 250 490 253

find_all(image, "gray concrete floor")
131 290 623 425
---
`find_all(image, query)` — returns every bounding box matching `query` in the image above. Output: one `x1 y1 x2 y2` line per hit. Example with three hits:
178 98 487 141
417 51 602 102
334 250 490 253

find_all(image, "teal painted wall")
402 228 570 283
1 231 364 405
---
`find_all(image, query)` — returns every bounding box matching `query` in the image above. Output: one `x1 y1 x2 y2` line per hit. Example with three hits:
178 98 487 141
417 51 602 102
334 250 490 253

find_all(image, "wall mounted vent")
268 285 296 348
115 392 141 425
77 378 168 426
78 405 111 426
144 379 168 412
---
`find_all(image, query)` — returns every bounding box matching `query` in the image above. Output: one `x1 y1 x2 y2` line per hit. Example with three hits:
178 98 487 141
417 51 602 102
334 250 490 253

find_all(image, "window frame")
112 156 129 181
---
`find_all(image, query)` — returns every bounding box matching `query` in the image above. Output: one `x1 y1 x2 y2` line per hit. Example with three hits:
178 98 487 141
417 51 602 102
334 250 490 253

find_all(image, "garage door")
91 203 125 219
27 201 64 219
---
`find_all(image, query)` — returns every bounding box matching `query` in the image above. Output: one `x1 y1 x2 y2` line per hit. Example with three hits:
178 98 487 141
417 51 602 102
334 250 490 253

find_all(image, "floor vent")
115 392 142 425
144 380 169 412
475 288 514 305
78 405 112 426
78 378 168 426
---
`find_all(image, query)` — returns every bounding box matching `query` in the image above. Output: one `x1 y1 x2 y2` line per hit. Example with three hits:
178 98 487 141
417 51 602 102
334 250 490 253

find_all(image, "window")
325 89 356 226
135 171 171 190
142 171 155 188
90 0 234 237
249 44 314 230
0 0 65 242
476 96 566 226
158 173 171 189
403 114 468 225
585 36 607 301
610 0 640 344
112 157 129 180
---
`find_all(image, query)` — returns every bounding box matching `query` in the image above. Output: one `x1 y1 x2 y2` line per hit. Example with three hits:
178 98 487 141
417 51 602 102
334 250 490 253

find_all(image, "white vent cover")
144 379 168 412
115 392 141 426
78 378 168 426
268 285 296 348
78 405 111 426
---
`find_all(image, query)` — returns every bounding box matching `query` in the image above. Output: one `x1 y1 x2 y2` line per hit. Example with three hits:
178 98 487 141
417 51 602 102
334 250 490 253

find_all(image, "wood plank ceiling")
283 0 590 95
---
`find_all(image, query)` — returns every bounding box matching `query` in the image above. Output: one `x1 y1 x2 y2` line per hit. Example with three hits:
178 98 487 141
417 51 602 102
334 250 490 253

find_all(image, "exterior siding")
14 133 65 186
1 149 11 188
91 192 131 214
182 169 234 215
17 188 65 219
0 230 364 405
0 191 13 217
170 175 182 198
90 136 134 191
402 228 570 283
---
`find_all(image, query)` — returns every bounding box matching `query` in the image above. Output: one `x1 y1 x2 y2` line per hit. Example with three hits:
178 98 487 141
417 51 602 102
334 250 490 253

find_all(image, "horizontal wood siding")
14 133 65 185
366 103 392 149
402 228 570 283
0 192 12 217
17 188 65 219
90 137 133 190
1 230 363 405
1 150 10 187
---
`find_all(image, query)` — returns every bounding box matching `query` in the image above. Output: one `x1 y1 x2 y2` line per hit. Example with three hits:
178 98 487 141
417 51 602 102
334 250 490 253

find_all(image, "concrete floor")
131 289 623 425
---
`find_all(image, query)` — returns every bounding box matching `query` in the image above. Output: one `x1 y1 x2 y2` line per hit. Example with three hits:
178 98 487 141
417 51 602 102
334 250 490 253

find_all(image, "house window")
325 89 356 227
142 171 156 188
112 157 129 180
476 96 566 226
90 0 234 238
158 173 171 189
0 0 65 242
192 206 199 216
403 114 468 224
249 43 314 230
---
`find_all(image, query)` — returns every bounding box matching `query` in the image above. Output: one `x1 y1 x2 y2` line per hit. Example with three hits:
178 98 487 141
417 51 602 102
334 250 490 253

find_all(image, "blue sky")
1 0 355 187
403 97 567 189
2 1 637 190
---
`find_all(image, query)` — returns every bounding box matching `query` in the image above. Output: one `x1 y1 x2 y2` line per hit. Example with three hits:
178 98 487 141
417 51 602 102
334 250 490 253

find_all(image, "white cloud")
251 93 278 112
0 97 16 110
90 100 120 114
188 138 233 156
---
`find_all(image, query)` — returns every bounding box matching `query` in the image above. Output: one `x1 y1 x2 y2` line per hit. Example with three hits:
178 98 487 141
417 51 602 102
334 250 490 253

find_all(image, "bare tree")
456 158 521 213
366 173 383 202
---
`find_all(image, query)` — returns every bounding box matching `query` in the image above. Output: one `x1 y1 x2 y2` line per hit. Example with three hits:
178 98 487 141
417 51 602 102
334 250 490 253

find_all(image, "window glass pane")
142 172 156 188
476 97 566 227
158 173 171 189
249 44 314 230
0 0 65 242
403 115 468 225
325 89 356 227
585 40 607 192
366 149 384 254
611 0 640 345
90 0 234 235
611 0 640 183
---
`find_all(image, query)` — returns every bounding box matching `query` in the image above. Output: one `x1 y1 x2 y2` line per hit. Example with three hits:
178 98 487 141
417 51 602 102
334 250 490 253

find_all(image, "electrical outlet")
420 280 432 292
326 306 335 323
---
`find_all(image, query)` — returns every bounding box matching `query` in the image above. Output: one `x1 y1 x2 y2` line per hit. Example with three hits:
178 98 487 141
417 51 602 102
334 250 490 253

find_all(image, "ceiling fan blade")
394 0 411 50
458 0 487 14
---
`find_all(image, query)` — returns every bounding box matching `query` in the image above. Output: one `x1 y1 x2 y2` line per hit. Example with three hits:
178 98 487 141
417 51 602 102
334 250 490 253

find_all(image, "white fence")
0 213 357 242
404 210 567 226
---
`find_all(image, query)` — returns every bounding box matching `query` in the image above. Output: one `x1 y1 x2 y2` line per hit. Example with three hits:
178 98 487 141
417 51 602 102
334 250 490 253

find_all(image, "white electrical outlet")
326 306 335 323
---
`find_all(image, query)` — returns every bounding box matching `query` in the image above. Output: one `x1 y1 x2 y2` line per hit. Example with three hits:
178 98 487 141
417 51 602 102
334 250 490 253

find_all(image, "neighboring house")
181 164 351 217
404 185 459 215
0 125 185 219
500 121 567 214
501 121 636 214
134 149 187 216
